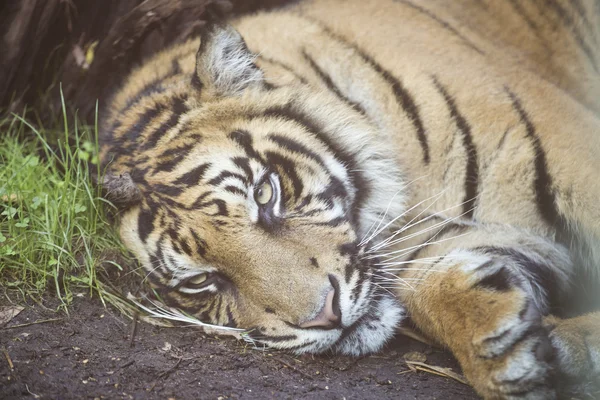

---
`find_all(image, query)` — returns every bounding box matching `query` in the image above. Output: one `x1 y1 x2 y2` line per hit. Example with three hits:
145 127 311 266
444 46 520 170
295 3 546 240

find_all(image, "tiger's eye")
255 181 273 205
188 273 208 285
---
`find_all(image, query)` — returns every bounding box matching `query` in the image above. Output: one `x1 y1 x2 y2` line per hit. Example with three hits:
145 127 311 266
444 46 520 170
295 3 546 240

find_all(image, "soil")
1 296 478 400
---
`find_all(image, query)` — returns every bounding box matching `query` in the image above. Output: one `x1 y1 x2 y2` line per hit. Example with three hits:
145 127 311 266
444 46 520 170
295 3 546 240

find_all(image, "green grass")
0 105 131 312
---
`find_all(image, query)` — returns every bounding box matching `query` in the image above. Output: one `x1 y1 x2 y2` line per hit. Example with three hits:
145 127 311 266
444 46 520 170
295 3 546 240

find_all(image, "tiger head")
101 23 406 355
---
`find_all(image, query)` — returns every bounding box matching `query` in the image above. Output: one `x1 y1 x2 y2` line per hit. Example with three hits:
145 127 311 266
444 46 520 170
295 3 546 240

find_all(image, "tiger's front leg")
392 222 573 399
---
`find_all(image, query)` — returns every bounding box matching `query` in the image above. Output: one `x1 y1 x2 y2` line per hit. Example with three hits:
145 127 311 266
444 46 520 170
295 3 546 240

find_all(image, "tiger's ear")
193 22 264 97
101 172 142 209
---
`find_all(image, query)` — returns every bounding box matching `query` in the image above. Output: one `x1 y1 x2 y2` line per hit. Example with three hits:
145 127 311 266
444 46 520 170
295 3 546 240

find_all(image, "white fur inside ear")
202 26 264 95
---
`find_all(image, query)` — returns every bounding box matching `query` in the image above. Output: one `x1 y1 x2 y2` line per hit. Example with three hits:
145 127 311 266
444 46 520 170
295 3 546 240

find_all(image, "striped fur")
101 1 600 398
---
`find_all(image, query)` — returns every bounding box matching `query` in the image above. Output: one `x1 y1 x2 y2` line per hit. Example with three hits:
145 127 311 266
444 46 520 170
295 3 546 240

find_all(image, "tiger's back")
241 0 600 264
101 1 600 399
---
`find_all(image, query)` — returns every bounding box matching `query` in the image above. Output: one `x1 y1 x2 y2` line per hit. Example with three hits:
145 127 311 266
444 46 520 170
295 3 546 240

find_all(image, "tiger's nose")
299 288 341 329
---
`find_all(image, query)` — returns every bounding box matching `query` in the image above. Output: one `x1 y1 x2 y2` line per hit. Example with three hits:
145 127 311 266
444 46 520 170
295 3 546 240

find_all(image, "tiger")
99 0 600 398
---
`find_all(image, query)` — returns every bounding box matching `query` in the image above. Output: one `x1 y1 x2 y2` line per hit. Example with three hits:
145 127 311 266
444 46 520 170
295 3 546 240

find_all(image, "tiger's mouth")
247 263 406 356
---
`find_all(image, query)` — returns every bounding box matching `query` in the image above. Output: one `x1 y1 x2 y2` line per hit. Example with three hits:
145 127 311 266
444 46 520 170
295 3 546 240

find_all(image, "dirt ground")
1 296 479 399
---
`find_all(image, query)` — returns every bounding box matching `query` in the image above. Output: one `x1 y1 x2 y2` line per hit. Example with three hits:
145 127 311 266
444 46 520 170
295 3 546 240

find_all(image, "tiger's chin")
333 292 405 356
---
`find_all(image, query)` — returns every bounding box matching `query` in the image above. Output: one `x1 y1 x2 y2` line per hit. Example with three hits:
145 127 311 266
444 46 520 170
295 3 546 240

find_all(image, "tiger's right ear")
193 21 265 97
101 172 142 209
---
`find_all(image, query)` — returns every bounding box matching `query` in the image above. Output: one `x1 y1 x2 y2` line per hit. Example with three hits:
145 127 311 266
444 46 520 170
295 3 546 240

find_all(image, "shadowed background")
0 0 295 124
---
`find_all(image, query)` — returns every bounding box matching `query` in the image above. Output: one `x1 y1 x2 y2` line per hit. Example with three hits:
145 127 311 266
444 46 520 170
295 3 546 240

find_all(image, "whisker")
369 196 478 253
375 254 464 266
359 174 430 246
380 267 448 272
371 281 402 295
360 188 448 248
368 191 455 251
369 231 472 261
367 206 476 257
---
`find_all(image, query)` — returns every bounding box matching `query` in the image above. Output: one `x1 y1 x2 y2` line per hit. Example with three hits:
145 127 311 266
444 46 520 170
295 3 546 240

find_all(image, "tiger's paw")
463 296 556 400
544 313 600 397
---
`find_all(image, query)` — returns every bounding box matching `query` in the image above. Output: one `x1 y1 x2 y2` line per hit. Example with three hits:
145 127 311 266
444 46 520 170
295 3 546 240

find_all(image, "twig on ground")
2 318 62 330
405 360 469 385
128 312 138 347
2 348 14 370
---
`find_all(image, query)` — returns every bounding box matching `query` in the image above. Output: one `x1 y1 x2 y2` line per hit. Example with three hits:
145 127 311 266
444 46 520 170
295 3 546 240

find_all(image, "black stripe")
190 230 207 257
154 194 187 211
137 205 156 243
213 295 224 324
228 130 262 160
121 104 166 146
207 170 247 187
173 163 211 185
302 49 369 117
190 192 211 209
475 264 515 292
143 95 188 150
433 77 479 219
189 195 228 217
199 297 218 321
152 139 196 175
302 18 430 164
350 266 370 300
179 237 193 257
338 242 357 283
317 177 348 202
505 89 559 227
261 105 356 172
232 157 253 184
152 184 184 197
394 0 485 55
344 262 354 284
223 185 246 196
210 199 228 217
166 227 180 246
191 73 203 91
265 151 304 200
121 84 166 114
157 142 195 160
267 133 326 167
224 305 237 328
151 242 170 277
153 153 188 174
474 245 561 302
